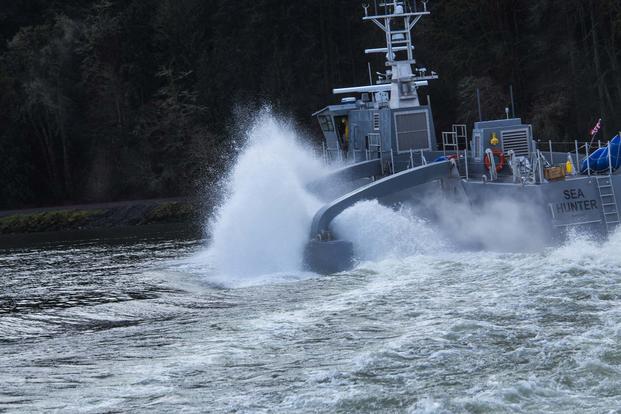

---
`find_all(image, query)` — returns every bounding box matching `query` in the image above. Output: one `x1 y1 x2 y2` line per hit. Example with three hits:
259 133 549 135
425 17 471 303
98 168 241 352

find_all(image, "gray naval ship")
304 0 621 274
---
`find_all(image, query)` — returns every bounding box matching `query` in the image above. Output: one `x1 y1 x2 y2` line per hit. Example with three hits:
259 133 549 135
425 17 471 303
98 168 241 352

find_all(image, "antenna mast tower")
333 0 437 109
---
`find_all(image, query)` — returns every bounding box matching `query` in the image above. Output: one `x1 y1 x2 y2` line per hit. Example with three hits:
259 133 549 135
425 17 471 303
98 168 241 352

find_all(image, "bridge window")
318 115 334 132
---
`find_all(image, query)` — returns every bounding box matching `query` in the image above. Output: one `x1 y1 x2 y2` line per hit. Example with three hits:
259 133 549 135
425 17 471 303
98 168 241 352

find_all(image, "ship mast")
333 0 437 109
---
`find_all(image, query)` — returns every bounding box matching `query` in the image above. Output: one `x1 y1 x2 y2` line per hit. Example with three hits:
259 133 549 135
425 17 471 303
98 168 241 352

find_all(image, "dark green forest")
1 0 620 209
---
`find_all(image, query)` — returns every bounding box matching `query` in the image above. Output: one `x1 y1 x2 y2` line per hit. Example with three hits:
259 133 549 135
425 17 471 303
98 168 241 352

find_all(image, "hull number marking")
554 188 598 215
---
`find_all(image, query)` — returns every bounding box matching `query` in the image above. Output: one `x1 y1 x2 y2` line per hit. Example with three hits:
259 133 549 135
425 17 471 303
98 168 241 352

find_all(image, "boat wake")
332 200 446 262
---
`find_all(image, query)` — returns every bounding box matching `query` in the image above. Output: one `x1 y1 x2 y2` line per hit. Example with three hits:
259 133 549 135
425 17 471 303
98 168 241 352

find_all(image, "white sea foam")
203 112 325 280
332 200 445 262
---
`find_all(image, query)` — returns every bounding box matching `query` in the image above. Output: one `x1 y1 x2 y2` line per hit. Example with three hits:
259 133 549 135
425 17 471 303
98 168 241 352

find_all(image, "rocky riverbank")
0 199 203 235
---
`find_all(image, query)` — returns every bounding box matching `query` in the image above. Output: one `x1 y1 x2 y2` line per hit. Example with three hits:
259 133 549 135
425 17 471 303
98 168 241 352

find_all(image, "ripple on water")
1 231 621 413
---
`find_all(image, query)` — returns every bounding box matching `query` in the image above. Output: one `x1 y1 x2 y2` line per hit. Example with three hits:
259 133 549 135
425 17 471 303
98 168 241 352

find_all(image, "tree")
6 16 81 200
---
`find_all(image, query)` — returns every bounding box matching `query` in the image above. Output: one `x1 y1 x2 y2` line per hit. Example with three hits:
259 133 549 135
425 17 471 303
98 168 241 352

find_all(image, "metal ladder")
442 132 458 156
442 125 468 157
452 124 468 147
596 175 620 232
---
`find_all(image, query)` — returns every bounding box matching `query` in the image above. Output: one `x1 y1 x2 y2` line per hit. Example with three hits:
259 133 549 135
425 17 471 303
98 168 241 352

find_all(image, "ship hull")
387 175 617 245
311 174 621 274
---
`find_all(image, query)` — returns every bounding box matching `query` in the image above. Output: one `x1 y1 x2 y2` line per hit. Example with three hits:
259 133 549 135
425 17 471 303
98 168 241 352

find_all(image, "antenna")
333 1 437 109
509 84 516 118
476 88 482 122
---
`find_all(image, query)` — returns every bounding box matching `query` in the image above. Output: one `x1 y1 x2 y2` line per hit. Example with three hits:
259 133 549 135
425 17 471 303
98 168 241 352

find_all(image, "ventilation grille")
372 113 380 131
502 129 530 156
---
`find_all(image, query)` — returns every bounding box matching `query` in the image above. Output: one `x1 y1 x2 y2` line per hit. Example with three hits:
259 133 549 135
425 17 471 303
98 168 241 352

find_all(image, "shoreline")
0 198 205 237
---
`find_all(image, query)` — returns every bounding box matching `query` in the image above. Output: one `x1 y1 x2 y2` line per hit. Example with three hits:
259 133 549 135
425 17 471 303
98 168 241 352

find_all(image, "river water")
2 233 621 413
2 114 621 413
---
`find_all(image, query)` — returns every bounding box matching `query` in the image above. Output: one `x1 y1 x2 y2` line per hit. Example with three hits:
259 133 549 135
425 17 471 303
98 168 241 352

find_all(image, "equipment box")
544 166 566 181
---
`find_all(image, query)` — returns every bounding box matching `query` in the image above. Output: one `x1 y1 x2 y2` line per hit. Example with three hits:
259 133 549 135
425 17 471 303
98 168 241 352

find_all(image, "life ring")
484 149 505 173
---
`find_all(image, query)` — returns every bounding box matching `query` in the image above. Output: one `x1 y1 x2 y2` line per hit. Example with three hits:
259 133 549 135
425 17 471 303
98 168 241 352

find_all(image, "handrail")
485 148 497 181
536 139 621 176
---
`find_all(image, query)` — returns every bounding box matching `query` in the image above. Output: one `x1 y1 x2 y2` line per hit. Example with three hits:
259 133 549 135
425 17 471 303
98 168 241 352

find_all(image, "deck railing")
536 139 620 177
320 136 619 181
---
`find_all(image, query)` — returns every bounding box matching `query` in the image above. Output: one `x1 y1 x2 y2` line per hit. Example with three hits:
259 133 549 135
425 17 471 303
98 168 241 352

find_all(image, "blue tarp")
580 135 621 174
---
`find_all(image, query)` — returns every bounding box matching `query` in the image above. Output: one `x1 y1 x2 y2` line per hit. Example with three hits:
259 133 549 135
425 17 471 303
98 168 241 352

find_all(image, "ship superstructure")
313 0 439 168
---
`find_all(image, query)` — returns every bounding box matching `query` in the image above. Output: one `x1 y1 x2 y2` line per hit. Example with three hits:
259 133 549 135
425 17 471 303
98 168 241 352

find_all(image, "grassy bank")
0 200 201 235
